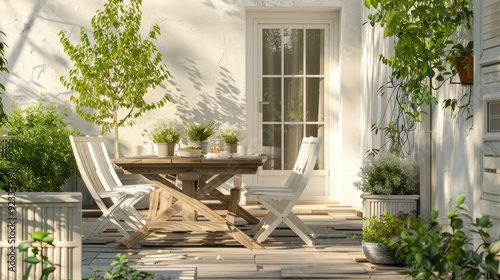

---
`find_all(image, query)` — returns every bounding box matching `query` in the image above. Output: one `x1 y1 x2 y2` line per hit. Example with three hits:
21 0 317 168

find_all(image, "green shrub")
4 98 78 192
363 211 424 264
390 193 500 280
354 153 418 195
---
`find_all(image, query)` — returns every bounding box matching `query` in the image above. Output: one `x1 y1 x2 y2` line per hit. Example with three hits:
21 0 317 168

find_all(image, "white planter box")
0 192 82 280
361 194 420 219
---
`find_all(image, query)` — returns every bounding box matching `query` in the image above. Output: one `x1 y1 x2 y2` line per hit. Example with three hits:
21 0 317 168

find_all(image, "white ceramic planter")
156 143 175 157
361 194 420 219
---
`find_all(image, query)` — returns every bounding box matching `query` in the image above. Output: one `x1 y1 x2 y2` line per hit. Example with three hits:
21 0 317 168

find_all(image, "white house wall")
360 1 487 226
0 0 364 205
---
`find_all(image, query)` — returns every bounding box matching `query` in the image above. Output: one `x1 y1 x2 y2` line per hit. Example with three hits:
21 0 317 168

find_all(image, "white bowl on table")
178 148 203 157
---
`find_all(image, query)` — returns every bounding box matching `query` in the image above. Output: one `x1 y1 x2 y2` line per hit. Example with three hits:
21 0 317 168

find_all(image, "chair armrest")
243 184 289 190
116 184 157 192
112 187 150 195
253 192 295 199
245 188 293 196
98 190 137 198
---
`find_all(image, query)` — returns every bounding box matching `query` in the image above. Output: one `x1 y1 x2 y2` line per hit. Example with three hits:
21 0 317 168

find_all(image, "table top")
111 155 264 175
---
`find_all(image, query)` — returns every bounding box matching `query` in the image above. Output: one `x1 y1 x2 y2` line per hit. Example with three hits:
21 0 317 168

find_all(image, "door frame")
245 10 340 201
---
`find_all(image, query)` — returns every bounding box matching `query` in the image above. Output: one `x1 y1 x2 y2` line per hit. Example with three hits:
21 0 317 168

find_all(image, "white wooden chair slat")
244 136 322 246
70 136 157 240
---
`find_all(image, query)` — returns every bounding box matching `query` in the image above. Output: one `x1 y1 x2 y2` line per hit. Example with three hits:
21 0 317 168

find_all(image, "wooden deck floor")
82 205 407 279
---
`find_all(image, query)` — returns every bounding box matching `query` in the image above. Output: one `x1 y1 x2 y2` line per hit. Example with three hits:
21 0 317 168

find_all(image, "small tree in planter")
59 0 170 158
354 153 419 218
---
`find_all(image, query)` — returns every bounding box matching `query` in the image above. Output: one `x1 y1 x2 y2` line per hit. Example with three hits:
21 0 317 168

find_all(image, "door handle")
258 101 270 113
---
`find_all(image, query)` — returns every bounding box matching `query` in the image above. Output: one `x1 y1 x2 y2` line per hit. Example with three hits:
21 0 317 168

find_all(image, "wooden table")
111 155 264 249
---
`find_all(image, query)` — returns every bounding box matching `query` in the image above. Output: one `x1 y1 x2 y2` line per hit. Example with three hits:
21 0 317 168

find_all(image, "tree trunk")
114 108 119 158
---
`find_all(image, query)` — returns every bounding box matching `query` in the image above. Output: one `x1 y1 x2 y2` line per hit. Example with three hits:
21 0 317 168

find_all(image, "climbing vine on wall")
365 0 473 157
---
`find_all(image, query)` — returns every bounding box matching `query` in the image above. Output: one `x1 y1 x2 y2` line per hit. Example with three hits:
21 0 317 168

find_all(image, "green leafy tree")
365 0 473 157
0 30 10 126
59 0 170 158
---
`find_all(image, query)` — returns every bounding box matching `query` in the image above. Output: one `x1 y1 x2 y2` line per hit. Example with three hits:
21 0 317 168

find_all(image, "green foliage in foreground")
18 231 57 280
87 253 155 280
391 193 500 280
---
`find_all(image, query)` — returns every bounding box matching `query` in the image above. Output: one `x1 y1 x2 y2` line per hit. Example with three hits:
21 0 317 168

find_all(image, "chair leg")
283 216 315 246
116 208 143 231
287 212 317 238
253 215 283 243
83 216 108 240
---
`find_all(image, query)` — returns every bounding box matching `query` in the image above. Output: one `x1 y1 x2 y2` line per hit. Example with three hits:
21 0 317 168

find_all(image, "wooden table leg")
208 189 260 224
146 189 161 222
119 174 264 250
118 202 184 249
179 173 198 221
226 188 240 224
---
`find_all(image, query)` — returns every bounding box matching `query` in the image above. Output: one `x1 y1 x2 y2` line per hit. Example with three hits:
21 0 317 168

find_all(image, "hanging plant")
365 0 473 157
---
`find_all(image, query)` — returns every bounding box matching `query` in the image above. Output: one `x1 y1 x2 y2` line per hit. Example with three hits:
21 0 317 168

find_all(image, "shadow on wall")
202 0 244 20
167 57 245 130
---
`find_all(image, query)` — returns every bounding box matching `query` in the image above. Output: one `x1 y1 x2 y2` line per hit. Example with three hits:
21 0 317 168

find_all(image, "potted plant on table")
362 211 423 265
219 122 244 153
144 116 182 157
185 121 216 154
354 153 419 219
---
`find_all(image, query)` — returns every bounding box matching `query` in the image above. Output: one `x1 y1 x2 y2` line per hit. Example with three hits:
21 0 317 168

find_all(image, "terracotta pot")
225 143 237 153
454 56 473 85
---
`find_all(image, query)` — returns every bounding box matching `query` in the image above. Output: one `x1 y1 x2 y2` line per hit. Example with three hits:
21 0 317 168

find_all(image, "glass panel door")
260 25 326 171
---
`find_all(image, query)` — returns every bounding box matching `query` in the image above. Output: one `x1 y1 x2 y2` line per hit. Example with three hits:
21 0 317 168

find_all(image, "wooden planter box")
0 192 82 280
361 194 420 219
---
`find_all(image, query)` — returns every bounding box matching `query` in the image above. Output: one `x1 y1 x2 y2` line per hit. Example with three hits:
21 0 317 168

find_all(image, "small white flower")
219 122 244 144
143 116 184 143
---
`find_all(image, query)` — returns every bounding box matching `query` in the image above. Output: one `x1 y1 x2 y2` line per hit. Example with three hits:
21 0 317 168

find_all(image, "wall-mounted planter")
0 192 82 280
454 56 474 85
361 194 420 219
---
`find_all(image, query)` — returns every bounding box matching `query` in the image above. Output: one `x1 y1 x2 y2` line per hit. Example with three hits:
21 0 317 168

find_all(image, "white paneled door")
246 13 336 201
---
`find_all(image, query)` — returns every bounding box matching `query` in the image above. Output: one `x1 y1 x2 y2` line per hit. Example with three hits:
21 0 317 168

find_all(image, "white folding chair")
244 136 322 246
70 136 157 240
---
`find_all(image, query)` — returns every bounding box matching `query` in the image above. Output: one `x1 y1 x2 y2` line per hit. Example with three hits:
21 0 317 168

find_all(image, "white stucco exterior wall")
1 0 364 205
